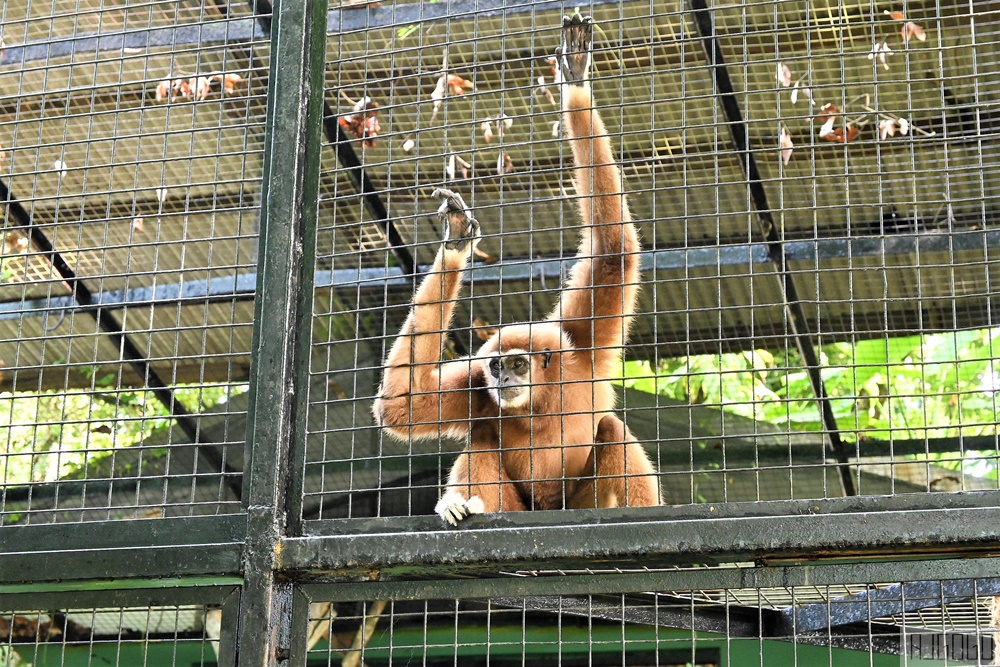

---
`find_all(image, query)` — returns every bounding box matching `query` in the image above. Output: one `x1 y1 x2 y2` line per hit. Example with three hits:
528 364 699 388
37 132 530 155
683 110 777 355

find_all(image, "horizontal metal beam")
303 556 1000 601
0 0 612 70
284 491 1000 577
0 582 240 609
0 515 245 584
5 229 997 320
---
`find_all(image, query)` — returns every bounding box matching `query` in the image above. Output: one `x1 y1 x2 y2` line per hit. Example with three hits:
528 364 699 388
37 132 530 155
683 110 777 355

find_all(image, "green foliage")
621 327 1000 454
0 384 247 486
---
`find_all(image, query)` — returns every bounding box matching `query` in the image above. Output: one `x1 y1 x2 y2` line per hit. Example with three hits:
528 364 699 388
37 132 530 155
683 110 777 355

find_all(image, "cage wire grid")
0 586 241 667
0 0 270 523
0 0 999 666
304 0 1000 524
295 576 1000 666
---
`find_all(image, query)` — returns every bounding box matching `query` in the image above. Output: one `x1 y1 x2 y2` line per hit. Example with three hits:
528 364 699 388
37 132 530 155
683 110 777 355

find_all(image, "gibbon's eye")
512 357 526 371
488 358 501 376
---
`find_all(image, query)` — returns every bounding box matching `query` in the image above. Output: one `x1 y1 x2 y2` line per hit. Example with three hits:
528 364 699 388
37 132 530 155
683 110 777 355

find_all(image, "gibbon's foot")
557 14 593 84
432 188 481 253
435 490 486 526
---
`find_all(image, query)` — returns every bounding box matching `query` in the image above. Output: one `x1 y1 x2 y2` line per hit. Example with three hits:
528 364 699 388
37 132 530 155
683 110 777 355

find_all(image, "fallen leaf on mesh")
898 117 910 135
446 74 474 95
429 74 473 122
819 116 836 139
216 73 243 95
194 76 212 101
338 96 381 147
551 120 561 138
816 104 858 143
779 125 794 164
884 10 906 21
868 41 893 70
902 21 927 43
481 120 494 142
156 187 169 202
823 125 860 143
430 77 446 120
445 154 471 181
53 159 68 178
155 79 171 102
497 152 513 175
132 217 145 232
545 56 558 78
536 76 556 106
777 63 792 87
401 137 415 153
2 233 30 255
818 102 840 119
879 118 897 139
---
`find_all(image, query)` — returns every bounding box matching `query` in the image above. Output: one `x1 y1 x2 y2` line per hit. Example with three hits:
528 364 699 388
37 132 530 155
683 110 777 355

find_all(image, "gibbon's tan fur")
374 15 660 525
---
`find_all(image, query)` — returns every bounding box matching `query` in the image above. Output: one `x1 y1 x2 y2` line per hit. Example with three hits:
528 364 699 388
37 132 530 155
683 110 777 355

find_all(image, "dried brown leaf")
902 21 926 43
779 125 794 165
777 63 792 88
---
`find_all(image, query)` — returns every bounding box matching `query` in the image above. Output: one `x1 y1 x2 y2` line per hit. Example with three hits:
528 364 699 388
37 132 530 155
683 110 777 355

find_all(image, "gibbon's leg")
373 189 482 441
568 415 661 509
549 15 642 376
436 448 528 525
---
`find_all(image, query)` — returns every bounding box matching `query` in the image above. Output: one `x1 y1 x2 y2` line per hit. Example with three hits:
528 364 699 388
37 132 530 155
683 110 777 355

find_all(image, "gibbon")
374 15 660 525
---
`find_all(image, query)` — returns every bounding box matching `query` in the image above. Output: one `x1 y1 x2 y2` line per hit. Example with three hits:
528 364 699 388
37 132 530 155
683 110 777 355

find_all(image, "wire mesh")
0 0 270 523
303 576 1000 666
0 602 228 667
304 1 1000 524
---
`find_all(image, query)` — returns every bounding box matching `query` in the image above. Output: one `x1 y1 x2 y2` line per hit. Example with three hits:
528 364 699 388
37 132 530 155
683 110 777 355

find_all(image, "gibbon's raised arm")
547 16 641 375
373 190 484 441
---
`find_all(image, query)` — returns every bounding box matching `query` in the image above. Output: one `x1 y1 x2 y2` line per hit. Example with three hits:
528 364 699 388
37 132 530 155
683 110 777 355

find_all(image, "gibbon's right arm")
373 189 483 441
547 15 642 377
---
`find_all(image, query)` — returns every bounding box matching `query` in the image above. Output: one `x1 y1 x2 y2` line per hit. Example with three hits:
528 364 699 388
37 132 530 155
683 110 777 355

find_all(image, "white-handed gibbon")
374 15 660 525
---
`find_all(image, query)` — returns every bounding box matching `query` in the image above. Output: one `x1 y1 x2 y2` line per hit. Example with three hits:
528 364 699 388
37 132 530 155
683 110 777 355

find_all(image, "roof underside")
0 0 997 391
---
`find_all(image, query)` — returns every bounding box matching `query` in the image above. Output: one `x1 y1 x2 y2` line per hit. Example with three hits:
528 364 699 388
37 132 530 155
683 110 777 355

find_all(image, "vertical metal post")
239 0 326 663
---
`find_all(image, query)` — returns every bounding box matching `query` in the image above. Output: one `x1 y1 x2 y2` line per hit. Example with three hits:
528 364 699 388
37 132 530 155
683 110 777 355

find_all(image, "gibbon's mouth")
497 386 529 408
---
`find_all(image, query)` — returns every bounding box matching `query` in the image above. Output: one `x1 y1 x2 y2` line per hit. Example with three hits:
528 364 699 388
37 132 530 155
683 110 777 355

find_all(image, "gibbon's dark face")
485 349 534 410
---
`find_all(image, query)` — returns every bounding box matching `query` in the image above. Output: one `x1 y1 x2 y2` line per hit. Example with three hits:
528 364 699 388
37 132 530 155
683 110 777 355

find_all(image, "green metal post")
240 0 326 663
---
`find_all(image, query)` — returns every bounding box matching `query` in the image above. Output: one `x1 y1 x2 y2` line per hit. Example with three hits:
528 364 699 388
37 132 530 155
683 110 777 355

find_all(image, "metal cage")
1 0 998 665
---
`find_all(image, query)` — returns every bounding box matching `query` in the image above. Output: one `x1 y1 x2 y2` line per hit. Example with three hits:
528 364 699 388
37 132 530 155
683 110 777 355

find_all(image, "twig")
340 600 388 667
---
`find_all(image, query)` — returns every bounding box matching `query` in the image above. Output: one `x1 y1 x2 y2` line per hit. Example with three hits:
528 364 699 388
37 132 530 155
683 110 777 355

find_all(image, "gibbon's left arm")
547 15 641 377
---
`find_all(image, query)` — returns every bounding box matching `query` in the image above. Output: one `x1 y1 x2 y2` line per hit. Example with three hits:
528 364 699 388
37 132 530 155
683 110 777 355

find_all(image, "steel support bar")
783 577 1000 634
4 229 999 322
301 556 1000 601
0 516 245 584
0 0 619 71
239 0 327 663
688 0 856 497
286 492 1000 577
0 179 244 501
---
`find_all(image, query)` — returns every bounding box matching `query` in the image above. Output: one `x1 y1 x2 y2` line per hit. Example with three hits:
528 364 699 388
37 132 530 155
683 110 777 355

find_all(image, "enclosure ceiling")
1 0 999 390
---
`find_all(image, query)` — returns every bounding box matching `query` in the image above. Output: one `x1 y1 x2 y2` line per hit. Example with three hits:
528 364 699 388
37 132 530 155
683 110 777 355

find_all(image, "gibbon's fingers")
558 14 593 84
432 187 481 252
435 490 486 526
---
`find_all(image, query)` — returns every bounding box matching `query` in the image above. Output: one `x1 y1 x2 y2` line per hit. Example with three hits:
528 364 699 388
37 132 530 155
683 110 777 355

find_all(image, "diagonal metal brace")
688 0 855 496
0 178 243 501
